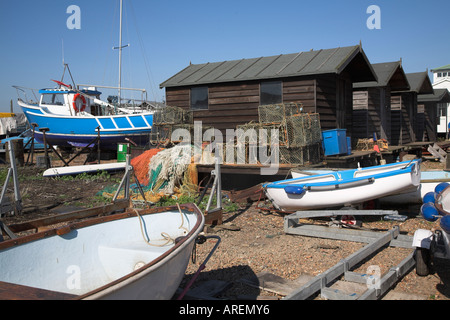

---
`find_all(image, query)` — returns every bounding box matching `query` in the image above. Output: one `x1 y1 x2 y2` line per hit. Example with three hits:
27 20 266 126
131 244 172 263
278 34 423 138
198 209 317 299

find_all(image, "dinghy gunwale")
0 203 204 300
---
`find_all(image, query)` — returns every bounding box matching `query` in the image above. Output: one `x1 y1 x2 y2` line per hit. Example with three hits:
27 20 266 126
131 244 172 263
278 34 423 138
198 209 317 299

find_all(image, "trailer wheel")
415 247 431 276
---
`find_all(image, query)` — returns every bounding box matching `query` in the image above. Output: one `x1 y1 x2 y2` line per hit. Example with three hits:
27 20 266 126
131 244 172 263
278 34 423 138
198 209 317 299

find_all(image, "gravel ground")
2 153 449 301
181 202 450 300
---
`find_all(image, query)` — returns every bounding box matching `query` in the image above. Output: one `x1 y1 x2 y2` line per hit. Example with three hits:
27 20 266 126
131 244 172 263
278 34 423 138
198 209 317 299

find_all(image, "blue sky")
0 0 449 113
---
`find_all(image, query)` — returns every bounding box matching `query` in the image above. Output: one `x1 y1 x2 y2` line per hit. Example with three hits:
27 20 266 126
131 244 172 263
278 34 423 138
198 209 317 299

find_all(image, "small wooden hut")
352 61 409 144
159 45 377 137
390 71 433 145
417 88 450 141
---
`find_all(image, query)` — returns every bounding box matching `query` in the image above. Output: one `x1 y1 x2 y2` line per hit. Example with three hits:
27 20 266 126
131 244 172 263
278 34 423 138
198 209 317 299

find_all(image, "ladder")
427 143 447 163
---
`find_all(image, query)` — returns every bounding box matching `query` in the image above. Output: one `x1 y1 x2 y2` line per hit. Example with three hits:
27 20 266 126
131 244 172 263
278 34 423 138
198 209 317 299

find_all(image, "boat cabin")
38 88 102 116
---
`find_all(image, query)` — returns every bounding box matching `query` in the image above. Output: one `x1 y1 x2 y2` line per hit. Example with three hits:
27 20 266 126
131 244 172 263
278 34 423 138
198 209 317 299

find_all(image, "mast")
114 0 129 107
118 0 123 105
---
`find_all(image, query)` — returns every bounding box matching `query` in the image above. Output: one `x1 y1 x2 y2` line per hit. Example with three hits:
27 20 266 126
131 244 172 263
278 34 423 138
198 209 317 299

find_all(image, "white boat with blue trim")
17 81 154 150
263 160 421 211
16 0 155 150
291 164 450 205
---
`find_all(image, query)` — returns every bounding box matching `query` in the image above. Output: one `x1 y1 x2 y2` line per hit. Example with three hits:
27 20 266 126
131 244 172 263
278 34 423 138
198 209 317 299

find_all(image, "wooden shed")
417 88 450 141
352 61 409 144
159 45 377 137
390 71 433 145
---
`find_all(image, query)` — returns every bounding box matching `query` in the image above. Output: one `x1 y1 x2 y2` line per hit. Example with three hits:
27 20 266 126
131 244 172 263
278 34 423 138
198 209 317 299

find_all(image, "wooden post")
39 127 50 168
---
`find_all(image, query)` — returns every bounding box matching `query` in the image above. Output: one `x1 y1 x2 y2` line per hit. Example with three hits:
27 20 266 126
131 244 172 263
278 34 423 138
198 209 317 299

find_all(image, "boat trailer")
284 212 415 300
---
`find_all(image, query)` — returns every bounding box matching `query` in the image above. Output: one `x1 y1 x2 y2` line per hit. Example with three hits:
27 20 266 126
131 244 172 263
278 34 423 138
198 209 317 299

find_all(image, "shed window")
190 87 208 110
438 103 447 117
260 81 282 105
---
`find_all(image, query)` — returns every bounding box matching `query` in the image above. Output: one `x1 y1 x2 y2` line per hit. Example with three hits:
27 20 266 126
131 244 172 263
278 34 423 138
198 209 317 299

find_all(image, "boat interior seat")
97 242 173 280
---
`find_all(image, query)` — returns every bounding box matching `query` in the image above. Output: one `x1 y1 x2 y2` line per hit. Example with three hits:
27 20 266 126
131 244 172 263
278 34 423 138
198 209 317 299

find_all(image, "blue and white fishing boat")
17 82 154 150
16 0 154 150
263 159 421 211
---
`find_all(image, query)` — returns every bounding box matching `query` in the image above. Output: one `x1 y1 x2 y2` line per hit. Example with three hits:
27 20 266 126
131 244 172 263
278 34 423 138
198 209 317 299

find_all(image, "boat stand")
0 141 22 217
289 208 402 219
36 125 103 168
112 154 148 205
197 157 223 225
284 226 415 300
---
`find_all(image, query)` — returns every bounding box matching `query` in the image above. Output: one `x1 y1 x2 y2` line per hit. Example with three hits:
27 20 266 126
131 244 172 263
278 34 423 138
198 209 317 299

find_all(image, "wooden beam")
7 199 129 233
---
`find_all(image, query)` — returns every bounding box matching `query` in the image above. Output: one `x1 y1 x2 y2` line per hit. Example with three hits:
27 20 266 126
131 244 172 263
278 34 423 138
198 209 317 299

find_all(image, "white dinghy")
291 164 450 205
0 203 204 300
263 159 421 211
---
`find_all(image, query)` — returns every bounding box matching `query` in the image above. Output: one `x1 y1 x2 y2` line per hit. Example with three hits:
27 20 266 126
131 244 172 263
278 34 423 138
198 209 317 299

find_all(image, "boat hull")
292 167 450 205
0 204 204 300
42 162 127 177
264 160 421 211
19 101 153 150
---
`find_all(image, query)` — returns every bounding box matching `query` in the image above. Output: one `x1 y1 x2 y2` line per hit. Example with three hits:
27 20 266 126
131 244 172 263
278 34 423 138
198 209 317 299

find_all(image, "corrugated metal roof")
353 61 409 90
431 64 450 72
404 72 433 94
160 45 376 88
418 88 450 103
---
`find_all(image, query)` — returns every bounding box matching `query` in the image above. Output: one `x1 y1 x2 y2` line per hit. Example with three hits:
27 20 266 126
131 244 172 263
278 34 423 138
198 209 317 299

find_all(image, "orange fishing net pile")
131 148 164 186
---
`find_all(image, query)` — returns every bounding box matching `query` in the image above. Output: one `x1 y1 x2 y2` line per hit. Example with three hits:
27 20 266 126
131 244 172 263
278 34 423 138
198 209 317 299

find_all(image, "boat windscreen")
41 93 65 106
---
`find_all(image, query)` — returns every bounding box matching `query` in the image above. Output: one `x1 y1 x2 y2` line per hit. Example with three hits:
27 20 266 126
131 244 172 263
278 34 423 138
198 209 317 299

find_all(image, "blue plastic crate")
322 129 347 156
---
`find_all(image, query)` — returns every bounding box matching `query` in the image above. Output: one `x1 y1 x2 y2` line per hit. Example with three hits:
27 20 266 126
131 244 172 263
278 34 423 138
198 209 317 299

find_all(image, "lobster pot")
153 106 191 125
150 125 173 144
183 111 193 124
204 141 225 163
285 113 321 148
236 122 288 147
219 142 236 164
150 124 212 145
235 142 247 164
280 147 302 165
258 103 303 124
278 143 322 166
260 123 288 147
170 124 195 143
236 122 260 145
303 142 322 165
247 144 259 164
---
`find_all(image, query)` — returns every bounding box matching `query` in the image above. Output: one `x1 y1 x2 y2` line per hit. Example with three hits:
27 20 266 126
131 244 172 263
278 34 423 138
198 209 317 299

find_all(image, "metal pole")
118 0 123 106
9 142 22 215
97 126 101 164
215 157 222 210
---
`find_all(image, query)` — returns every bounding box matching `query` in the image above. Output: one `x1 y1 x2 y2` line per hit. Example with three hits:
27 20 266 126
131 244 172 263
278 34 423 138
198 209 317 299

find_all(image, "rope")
134 209 173 247
134 204 189 247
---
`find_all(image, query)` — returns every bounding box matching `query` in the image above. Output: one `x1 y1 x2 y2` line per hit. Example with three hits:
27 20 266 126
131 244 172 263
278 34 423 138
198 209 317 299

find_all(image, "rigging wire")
128 0 159 102
102 0 120 86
